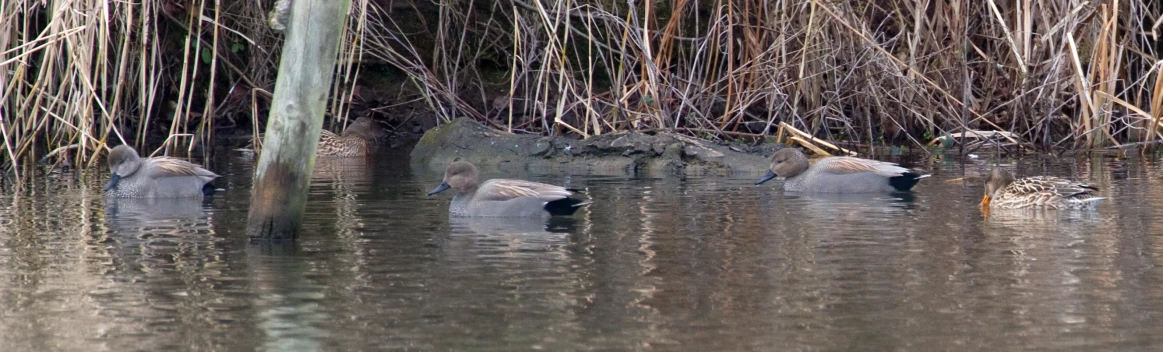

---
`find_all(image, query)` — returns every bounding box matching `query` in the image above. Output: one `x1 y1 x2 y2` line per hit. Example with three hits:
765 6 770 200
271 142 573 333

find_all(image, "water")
2 151 1162 351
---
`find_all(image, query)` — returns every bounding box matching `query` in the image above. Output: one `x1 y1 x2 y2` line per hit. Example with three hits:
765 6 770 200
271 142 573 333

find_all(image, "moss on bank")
411 119 780 176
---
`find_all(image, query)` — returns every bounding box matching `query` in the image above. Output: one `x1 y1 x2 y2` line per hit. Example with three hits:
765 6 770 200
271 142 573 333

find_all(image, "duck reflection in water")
445 216 580 257
103 197 212 239
451 216 579 235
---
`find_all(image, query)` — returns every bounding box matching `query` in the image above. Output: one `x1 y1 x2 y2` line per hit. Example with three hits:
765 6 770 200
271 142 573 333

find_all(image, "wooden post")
247 0 351 240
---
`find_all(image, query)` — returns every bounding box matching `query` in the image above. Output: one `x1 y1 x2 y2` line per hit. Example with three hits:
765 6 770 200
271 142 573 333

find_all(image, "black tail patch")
544 197 587 216
888 172 926 191
202 183 220 196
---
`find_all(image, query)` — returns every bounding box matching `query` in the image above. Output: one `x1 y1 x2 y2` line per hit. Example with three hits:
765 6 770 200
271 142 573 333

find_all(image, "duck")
316 117 380 157
247 117 380 157
103 145 219 198
755 148 929 192
427 161 588 217
980 169 1105 209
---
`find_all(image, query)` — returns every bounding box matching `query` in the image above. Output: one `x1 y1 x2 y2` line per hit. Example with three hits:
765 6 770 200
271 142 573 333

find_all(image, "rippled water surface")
2 151 1162 351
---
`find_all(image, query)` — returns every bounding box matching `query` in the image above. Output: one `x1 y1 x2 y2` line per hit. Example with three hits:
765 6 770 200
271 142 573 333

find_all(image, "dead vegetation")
2 0 1162 174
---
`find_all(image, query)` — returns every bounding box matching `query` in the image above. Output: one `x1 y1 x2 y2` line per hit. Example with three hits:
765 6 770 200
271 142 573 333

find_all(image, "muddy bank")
409 119 780 176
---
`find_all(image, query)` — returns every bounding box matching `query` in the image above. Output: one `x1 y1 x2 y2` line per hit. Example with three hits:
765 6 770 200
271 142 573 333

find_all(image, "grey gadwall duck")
427 161 588 217
981 169 1104 209
755 148 929 192
103 145 219 198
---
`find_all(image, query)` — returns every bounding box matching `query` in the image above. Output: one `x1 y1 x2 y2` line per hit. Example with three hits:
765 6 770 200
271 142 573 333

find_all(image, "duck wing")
475 179 573 202
147 157 219 179
814 157 910 177
1008 176 1098 198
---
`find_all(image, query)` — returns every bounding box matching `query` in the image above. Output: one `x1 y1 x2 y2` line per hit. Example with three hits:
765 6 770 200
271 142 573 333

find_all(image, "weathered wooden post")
247 0 351 240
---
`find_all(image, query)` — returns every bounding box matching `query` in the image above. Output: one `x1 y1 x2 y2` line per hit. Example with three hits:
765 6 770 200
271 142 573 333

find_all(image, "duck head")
428 161 481 196
981 169 1015 207
755 148 810 185
103 145 143 192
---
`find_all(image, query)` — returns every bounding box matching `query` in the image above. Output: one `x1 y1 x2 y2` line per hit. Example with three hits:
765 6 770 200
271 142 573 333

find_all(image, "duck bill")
755 170 778 185
979 194 991 207
103 173 121 192
426 182 451 196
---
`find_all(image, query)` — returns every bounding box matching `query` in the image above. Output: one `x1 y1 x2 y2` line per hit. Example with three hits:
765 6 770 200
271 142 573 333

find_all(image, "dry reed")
359 0 1163 152
3 0 1162 177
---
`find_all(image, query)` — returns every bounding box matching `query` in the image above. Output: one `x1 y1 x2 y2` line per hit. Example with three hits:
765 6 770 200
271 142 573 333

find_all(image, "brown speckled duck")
103 145 219 198
981 169 1105 209
316 117 380 157
427 161 588 217
755 148 929 192
248 117 380 157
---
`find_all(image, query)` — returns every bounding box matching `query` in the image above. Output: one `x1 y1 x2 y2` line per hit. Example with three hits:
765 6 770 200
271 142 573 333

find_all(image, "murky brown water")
1 151 1162 351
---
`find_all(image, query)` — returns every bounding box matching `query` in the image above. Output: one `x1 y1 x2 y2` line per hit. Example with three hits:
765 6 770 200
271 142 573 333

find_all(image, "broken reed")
3 0 1162 174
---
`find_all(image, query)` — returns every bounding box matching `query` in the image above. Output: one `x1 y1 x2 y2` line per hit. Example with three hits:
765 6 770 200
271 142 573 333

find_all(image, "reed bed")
3 0 1162 175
